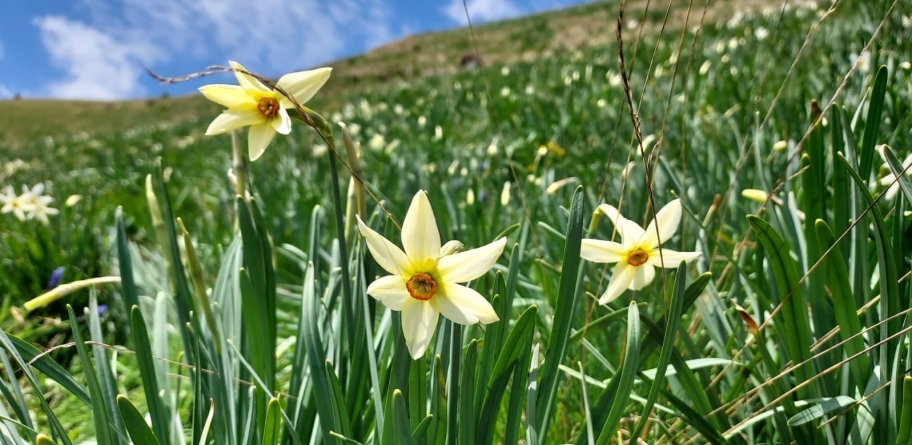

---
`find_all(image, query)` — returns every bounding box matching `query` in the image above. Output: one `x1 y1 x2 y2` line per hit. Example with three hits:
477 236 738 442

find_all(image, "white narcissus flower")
581 199 701 304
0 185 32 221
199 61 332 161
20 183 59 225
357 190 506 359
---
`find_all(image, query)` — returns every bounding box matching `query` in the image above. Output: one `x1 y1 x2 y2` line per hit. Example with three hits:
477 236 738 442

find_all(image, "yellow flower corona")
199 61 331 161
581 199 701 304
357 190 506 359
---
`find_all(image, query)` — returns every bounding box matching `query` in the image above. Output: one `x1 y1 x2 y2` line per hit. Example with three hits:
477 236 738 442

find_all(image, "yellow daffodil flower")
357 190 506 359
199 61 331 161
581 199 700 304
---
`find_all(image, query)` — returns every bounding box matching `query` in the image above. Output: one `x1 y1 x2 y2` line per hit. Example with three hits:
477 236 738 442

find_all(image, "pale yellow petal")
599 262 634 305
247 123 277 161
271 108 292 135
580 239 625 263
629 264 656 290
434 283 499 325
366 275 409 310
401 299 439 360
646 248 701 268
277 67 332 107
596 203 645 248
229 60 269 93
642 199 682 249
199 84 256 108
437 237 506 283
357 215 412 276
205 109 264 135
401 191 442 268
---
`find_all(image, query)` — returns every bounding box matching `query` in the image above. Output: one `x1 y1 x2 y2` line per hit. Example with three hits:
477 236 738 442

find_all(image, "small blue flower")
45 267 64 290
97 304 108 316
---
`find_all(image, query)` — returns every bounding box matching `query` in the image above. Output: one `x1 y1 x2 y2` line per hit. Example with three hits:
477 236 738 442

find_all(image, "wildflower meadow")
2 0 912 444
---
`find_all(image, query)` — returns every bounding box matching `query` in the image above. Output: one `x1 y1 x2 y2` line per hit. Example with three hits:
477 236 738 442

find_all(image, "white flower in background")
199 60 332 161
755 27 769 40
699 60 712 75
853 51 871 73
877 145 912 200
0 185 32 221
357 191 505 359
22 184 59 224
581 199 701 304
741 189 769 203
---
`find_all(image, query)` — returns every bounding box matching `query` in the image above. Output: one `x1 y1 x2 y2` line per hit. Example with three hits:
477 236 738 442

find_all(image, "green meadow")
2 0 912 444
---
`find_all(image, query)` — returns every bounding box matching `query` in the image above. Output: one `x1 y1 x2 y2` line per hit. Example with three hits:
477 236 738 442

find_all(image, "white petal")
357 215 411 276
596 204 645 247
599 262 635 305
629 264 656 290
646 248 702 268
401 299 439 360
437 237 506 283
199 84 256 109
434 283 499 325
642 199 682 248
205 109 264 135
277 67 332 107
271 109 292 135
229 60 270 93
580 239 625 263
247 123 277 161
30 183 45 196
401 191 441 268
366 275 410 310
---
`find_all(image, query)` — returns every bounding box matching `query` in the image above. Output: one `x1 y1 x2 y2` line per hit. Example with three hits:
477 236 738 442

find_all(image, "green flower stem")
23 276 121 312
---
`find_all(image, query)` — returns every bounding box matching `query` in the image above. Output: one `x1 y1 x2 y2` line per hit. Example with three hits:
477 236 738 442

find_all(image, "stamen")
628 250 649 267
406 273 437 301
257 97 280 118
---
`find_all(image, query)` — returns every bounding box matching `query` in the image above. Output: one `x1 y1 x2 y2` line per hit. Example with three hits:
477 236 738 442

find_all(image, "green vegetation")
2 0 912 444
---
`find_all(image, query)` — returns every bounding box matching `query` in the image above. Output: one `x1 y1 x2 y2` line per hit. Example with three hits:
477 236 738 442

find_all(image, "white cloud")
444 0 524 24
0 84 13 99
35 0 398 99
34 16 163 99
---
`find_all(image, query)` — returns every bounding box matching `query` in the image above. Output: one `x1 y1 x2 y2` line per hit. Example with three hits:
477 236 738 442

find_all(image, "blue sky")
0 0 588 100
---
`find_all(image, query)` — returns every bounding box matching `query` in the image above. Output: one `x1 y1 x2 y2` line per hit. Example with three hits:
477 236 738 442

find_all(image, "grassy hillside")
0 0 777 147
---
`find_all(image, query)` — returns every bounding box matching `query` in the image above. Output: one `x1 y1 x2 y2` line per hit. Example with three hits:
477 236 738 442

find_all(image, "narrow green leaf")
66 305 113 445
787 396 857 427
411 415 433 443
594 302 640 445
882 145 912 204
477 305 538 445
630 264 688 438
262 398 282 445
458 340 478 445
392 390 416 445
8 335 89 405
115 207 139 312
858 65 888 180
326 361 353 438
300 263 339 444
815 220 871 391
87 291 127 445
896 377 912 445
536 186 585 437
116 396 161 445
746 215 817 399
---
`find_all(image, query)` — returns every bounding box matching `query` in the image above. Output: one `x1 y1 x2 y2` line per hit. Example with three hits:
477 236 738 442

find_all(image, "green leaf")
746 215 817 399
458 340 478 445
882 145 912 204
7 335 89 405
392 390 416 445
536 186 585 437
116 396 161 445
595 302 641 445
858 65 888 180
787 396 857 427
815 220 870 392
326 361 353 438
630 264 688 438
476 305 537 444
262 398 282 445
67 305 113 445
